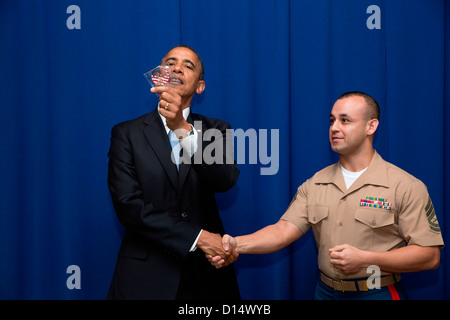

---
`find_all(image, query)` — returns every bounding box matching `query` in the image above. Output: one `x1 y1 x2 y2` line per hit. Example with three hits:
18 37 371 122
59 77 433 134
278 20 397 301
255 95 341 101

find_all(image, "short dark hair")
338 91 380 120
167 45 205 80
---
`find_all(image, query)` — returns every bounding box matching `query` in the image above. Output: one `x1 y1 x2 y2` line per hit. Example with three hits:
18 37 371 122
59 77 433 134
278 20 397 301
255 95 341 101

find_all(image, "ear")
196 80 205 95
366 119 379 136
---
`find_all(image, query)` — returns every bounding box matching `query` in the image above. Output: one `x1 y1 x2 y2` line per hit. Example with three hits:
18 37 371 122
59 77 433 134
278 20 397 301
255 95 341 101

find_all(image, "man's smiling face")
162 46 205 100
329 96 373 156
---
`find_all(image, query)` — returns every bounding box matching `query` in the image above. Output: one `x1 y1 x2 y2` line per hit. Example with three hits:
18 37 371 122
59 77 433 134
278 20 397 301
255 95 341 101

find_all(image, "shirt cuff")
179 124 198 158
189 229 203 252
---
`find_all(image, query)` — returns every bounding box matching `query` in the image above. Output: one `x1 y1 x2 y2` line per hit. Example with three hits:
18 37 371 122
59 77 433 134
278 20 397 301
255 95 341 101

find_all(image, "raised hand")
151 86 191 134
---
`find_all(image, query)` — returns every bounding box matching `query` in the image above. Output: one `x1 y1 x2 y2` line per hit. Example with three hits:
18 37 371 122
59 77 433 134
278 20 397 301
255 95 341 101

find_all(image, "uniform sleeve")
280 179 311 234
397 179 444 248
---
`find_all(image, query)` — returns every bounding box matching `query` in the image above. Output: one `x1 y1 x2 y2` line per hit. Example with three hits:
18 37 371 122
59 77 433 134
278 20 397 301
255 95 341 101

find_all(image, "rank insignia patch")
360 197 392 210
425 197 441 232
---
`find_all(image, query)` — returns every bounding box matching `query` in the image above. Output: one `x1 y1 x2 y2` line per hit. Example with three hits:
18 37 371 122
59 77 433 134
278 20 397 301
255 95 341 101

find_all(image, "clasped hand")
198 232 237 269
329 244 367 274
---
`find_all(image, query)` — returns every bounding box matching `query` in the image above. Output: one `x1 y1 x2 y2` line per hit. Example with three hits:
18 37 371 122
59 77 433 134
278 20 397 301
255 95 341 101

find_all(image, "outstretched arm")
207 219 304 268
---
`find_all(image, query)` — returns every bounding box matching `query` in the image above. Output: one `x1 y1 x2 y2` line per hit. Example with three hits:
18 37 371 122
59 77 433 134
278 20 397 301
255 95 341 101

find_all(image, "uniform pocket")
307 206 329 247
308 205 329 224
354 208 396 250
355 208 395 228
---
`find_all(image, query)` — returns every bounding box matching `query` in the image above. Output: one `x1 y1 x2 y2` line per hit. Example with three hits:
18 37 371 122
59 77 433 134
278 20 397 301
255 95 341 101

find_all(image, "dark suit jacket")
107 108 240 299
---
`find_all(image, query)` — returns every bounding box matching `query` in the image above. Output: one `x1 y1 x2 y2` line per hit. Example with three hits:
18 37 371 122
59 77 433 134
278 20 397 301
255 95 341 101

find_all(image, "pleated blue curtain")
0 0 448 299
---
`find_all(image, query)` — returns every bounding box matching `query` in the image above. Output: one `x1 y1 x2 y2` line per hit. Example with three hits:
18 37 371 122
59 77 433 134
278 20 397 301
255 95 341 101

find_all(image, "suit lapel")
142 109 178 190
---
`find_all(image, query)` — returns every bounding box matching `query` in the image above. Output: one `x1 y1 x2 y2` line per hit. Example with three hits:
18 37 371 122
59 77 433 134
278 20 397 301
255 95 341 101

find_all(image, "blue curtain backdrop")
0 0 448 299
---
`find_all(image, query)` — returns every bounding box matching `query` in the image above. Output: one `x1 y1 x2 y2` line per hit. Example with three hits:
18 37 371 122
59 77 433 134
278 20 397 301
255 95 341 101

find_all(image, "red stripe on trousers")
387 284 400 300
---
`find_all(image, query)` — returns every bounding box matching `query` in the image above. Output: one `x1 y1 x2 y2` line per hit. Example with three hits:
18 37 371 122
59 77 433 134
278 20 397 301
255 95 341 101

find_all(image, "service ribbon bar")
360 197 392 210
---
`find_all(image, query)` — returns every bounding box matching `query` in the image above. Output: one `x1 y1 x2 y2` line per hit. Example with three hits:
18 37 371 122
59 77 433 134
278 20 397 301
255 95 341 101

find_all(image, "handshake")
197 230 238 269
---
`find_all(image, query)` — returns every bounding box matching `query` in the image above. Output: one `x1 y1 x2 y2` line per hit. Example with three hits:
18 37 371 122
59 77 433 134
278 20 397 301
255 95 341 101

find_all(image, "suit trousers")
175 249 241 300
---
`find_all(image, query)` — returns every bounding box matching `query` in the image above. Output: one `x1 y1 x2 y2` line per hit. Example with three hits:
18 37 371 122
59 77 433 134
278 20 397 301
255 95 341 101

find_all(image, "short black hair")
167 45 205 80
338 91 380 120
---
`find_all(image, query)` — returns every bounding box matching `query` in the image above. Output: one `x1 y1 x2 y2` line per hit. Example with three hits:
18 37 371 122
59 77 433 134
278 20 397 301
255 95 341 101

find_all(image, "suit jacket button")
181 212 188 218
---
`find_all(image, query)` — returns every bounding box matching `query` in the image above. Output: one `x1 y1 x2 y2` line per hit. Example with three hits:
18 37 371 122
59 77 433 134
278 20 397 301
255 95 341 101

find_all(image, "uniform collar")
315 150 389 194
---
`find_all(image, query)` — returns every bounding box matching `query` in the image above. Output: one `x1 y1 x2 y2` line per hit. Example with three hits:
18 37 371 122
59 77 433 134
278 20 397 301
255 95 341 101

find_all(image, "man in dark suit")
107 45 240 299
